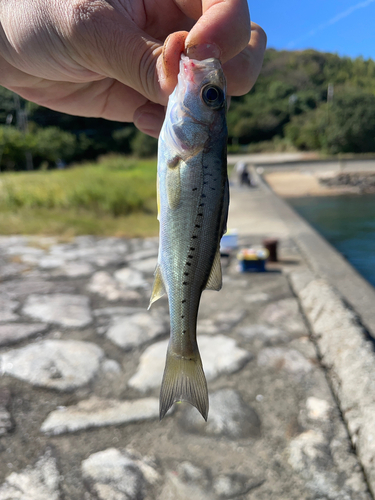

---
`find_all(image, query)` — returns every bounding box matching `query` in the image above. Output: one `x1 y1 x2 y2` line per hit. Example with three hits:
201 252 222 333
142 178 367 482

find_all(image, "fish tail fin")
159 347 208 421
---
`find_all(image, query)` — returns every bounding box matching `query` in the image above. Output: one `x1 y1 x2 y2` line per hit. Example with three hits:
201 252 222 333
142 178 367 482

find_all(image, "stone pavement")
0 184 372 499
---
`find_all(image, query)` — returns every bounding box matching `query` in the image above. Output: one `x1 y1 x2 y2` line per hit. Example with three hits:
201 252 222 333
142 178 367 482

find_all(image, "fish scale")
149 55 228 420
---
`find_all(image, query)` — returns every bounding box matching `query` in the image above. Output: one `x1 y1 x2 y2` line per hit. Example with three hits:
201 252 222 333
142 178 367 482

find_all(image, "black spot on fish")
183 281 188 285
195 225 201 228
181 315 184 319
182 299 186 303
203 182 207 185
183 330 186 333
186 262 191 266
201 194 206 198
192 187 197 191
192 236 197 239
211 188 215 190
198 213 203 216
184 272 189 276
188 255 193 259
199 203 205 207
190 247 195 251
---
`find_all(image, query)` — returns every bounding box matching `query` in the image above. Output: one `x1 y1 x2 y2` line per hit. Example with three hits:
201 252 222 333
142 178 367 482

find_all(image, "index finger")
176 0 251 63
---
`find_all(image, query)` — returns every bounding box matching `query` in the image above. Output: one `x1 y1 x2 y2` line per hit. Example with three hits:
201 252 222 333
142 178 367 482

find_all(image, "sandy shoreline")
264 170 362 197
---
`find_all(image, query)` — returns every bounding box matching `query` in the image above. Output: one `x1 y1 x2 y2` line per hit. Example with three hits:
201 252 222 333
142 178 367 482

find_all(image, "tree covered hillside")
1 48 375 170
229 49 375 153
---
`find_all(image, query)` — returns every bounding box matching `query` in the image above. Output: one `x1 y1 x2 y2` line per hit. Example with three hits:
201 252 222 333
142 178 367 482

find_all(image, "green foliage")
284 90 375 153
0 155 157 217
131 130 158 158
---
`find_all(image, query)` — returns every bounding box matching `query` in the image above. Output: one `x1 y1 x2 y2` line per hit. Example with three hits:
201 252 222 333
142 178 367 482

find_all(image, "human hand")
0 0 266 137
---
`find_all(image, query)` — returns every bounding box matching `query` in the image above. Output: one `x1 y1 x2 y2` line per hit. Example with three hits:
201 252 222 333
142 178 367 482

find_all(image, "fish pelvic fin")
159 347 208 421
148 265 166 310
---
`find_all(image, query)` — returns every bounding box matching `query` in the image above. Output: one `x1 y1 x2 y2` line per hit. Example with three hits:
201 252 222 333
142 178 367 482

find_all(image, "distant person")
0 0 266 137
236 161 251 186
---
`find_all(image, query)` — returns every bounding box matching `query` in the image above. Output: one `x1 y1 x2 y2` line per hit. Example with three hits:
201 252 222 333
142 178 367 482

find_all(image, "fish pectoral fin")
159 348 208 421
166 157 182 210
205 248 222 291
148 265 166 309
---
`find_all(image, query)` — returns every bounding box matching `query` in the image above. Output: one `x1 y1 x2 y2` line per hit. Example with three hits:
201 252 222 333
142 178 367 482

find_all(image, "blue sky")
249 0 375 59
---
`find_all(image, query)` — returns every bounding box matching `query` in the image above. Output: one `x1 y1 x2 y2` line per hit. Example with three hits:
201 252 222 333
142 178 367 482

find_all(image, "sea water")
288 194 375 288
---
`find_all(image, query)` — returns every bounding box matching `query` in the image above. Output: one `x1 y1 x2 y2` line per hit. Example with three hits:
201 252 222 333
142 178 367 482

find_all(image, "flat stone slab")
0 450 60 500
0 389 13 436
106 312 167 350
0 323 48 347
257 347 314 377
41 397 159 435
0 340 104 391
22 293 92 327
82 448 156 500
87 271 140 301
238 324 289 346
114 267 148 288
260 298 307 335
0 295 19 323
197 310 246 335
180 389 261 439
128 335 252 392
129 256 158 274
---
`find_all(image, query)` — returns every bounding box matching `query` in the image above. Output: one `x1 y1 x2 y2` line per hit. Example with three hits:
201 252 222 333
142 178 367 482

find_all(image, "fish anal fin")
148 265 166 310
205 247 222 291
159 348 208 421
166 157 181 210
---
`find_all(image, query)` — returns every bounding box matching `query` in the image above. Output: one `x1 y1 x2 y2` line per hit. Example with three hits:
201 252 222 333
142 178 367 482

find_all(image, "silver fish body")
149 55 228 420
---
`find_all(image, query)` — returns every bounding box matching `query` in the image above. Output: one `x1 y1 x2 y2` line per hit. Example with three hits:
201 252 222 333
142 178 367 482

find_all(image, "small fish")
149 54 228 420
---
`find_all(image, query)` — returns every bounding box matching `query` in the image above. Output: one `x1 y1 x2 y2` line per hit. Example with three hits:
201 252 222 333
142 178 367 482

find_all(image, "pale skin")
0 0 267 137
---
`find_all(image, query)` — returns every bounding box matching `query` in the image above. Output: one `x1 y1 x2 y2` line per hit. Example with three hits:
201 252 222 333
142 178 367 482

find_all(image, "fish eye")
201 85 225 109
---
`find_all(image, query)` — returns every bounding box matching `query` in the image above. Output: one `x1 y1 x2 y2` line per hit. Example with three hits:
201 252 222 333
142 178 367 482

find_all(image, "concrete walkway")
0 179 373 499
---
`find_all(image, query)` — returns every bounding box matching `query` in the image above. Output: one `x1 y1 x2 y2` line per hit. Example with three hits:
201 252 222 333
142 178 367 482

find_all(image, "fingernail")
134 111 164 138
185 43 221 61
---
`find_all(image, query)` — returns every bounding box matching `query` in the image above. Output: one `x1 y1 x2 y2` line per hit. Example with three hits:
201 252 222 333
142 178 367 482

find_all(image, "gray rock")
114 267 148 289
0 279 56 299
0 389 13 436
129 257 158 274
306 397 331 421
238 324 289 346
128 336 252 392
81 448 147 500
260 298 307 335
0 295 19 322
288 430 361 500
23 294 92 328
106 312 167 350
38 256 65 269
180 389 261 439
0 340 104 391
93 306 145 317
197 310 246 335
160 470 215 500
244 292 270 304
257 347 313 377
0 450 60 500
87 272 140 301
41 397 159 435
0 323 48 347
56 261 94 277
213 473 264 498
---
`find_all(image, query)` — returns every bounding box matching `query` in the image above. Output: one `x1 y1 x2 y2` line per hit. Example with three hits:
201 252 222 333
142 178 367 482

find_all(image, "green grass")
0 155 159 237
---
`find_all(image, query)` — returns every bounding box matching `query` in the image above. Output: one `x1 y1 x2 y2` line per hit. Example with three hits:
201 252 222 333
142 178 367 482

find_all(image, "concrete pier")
0 164 374 499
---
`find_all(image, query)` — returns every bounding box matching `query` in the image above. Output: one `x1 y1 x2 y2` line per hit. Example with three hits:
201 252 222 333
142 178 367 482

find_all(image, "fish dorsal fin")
166 157 181 210
148 265 166 309
205 247 222 291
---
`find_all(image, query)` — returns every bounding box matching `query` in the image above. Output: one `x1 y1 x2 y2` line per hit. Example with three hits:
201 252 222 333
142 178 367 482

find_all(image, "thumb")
69 4 186 105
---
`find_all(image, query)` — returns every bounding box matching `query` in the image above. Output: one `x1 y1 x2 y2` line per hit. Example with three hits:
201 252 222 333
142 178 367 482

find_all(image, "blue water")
288 194 375 288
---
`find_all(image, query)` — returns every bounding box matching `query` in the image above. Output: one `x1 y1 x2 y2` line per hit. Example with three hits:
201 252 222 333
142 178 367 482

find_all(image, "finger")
175 0 251 63
224 23 267 96
133 102 165 138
